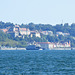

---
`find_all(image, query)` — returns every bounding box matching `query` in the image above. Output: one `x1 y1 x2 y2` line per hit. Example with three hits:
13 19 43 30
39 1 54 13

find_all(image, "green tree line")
0 21 75 47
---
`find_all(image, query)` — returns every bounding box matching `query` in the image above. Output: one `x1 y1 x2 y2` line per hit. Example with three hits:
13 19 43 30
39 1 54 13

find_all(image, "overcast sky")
0 0 75 25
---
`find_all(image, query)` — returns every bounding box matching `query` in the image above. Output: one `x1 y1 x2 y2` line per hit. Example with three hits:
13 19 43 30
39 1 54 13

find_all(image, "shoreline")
0 47 26 50
0 46 75 50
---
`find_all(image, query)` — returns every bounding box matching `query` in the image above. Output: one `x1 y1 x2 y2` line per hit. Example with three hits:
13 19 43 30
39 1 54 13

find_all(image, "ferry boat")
26 44 43 50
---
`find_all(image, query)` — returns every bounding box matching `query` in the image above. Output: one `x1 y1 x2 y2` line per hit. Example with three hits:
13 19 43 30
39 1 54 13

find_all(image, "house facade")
37 42 54 50
30 31 41 38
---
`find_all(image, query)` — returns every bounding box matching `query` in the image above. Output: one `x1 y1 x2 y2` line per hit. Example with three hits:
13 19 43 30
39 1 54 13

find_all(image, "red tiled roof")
37 42 51 44
0 29 8 33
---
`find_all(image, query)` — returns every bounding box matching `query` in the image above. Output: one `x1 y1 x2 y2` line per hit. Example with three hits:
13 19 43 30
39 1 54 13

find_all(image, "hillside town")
0 25 70 37
0 25 71 50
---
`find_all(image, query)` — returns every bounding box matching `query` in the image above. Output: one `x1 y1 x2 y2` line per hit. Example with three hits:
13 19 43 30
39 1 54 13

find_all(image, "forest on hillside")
0 21 75 47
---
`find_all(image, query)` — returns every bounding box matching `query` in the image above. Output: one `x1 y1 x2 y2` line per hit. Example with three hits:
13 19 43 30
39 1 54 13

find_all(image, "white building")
19 28 30 35
41 31 53 36
41 31 48 35
48 31 54 36
54 42 71 48
56 32 70 36
37 42 54 50
13 25 30 36
56 32 64 36
14 31 19 37
37 41 71 50
63 33 70 36
30 31 41 38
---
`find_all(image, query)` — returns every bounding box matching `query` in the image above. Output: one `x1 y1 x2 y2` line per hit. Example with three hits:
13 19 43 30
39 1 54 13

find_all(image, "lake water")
0 50 75 75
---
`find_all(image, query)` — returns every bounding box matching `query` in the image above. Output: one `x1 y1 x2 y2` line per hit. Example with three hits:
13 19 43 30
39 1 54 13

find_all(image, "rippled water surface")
0 50 75 75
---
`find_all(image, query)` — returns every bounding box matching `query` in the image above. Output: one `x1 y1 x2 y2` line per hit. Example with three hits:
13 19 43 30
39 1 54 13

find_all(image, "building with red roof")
37 42 54 50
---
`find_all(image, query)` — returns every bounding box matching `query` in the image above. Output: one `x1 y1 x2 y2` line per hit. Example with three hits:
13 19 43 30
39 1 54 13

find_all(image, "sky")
0 0 75 25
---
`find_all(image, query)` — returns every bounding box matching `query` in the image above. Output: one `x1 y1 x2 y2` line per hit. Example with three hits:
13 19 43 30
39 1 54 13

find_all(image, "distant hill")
0 21 75 47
